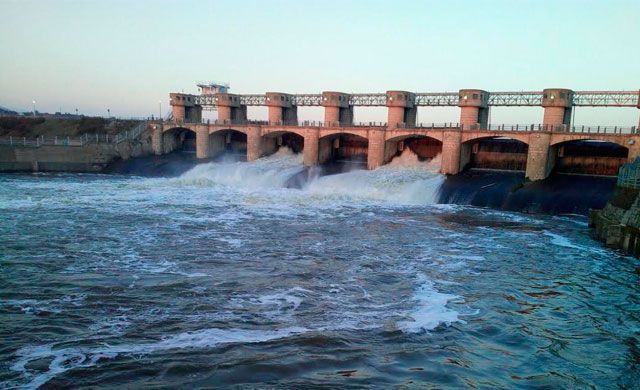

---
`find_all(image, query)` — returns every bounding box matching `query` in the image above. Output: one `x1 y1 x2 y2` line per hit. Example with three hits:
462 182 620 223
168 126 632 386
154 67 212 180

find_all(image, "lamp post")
32 100 36 117
159 100 162 121
107 108 110 118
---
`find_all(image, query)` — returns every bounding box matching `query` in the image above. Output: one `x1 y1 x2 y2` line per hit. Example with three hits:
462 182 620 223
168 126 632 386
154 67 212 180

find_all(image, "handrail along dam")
151 88 640 181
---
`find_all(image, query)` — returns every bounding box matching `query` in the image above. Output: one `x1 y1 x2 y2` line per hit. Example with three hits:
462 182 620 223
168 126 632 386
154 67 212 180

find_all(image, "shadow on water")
438 169 617 215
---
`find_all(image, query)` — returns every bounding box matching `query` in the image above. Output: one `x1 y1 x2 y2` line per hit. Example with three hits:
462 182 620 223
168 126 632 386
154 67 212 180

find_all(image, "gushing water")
171 147 445 205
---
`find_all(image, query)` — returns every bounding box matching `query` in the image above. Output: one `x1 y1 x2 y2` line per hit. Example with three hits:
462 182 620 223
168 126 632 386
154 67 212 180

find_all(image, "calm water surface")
1 150 638 389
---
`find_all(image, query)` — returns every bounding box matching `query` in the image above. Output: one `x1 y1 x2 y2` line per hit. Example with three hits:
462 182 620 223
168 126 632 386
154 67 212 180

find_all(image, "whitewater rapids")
174 147 446 205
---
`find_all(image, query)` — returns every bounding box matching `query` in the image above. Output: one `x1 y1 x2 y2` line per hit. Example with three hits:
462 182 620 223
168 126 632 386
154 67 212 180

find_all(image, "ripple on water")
0 152 637 388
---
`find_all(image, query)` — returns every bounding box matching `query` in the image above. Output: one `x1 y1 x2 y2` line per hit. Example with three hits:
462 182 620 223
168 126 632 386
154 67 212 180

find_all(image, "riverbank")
0 116 141 138
0 136 153 172
0 118 153 172
589 186 640 256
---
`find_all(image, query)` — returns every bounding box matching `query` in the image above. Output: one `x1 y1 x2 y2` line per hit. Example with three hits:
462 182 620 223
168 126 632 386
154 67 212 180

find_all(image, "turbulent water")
1 148 638 389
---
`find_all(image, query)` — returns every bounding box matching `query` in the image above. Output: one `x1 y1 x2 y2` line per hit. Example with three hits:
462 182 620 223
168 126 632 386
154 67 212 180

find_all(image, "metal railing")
212 119 269 126
574 91 640 107
460 124 638 134
0 122 147 148
163 118 639 134
187 90 639 107
618 158 640 189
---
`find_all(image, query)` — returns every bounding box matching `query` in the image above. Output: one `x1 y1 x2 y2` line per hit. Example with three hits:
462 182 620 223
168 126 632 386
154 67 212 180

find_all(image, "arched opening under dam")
318 133 369 167
553 140 628 176
385 135 442 164
462 137 529 171
209 129 248 160
262 131 304 156
162 127 197 154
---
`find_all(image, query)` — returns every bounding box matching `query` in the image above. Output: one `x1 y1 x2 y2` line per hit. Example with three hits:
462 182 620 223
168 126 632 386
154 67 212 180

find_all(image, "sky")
1 0 639 125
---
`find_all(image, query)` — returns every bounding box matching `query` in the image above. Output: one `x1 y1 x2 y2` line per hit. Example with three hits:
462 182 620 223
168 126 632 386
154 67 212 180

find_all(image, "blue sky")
1 0 638 124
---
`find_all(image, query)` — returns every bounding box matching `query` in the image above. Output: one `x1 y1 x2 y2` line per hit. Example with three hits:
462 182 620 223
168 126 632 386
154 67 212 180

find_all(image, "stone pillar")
268 106 283 125
170 93 194 122
318 136 333 164
246 127 262 161
303 128 319 166
324 106 340 124
367 128 386 169
266 92 296 125
525 132 554 181
628 138 640 162
172 105 185 122
386 91 416 128
188 105 203 123
151 124 163 155
169 93 202 123
196 126 210 159
214 93 246 124
441 130 463 175
542 88 573 131
637 94 640 132
458 89 489 130
322 91 352 126
217 106 232 122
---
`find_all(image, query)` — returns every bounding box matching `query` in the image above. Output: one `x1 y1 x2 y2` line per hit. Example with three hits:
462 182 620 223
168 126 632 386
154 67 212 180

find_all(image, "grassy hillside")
0 117 141 137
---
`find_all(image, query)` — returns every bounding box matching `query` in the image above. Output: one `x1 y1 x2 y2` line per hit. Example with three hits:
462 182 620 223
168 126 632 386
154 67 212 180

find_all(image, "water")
1 148 638 389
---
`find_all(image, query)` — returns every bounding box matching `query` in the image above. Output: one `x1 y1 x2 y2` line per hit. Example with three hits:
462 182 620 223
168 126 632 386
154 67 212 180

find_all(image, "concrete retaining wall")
590 186 640 257
0 130 154 173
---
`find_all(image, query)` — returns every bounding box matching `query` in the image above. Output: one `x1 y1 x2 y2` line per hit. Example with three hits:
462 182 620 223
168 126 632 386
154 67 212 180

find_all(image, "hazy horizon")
1 0 639 125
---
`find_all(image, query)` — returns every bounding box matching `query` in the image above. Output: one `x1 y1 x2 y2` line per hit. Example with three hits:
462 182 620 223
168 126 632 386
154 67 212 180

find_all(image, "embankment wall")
590 186 640 257
0 131 153 172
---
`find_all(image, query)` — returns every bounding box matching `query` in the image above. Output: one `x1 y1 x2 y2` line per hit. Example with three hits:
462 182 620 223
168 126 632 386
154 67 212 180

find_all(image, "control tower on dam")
154 86 640 182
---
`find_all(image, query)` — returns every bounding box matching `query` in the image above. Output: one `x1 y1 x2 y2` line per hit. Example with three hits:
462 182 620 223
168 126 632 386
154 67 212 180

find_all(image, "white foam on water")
551 215 589 227
253 287 310 314
216 237 243 248
149 148 447 208
447 255 486 262
1 294 86 315
175 147 304 191
11 326 309 389
9 271 466 387
543 230 611 257
397 274 462 333
544 231 587 250
302 151 445 205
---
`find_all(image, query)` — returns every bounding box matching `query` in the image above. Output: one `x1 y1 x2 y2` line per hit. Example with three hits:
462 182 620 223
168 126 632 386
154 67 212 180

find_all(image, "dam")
154 88 640 182
2 92 639 387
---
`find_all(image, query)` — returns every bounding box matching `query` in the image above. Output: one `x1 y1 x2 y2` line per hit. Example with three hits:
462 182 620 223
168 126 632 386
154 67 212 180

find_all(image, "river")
0 148 638 389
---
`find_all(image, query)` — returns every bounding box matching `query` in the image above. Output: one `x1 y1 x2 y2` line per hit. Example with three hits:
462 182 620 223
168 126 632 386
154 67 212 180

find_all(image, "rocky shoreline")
590 186 640 257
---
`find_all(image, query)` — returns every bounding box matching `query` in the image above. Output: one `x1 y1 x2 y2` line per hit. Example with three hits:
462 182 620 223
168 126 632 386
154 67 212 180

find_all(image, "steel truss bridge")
194 90 639 108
